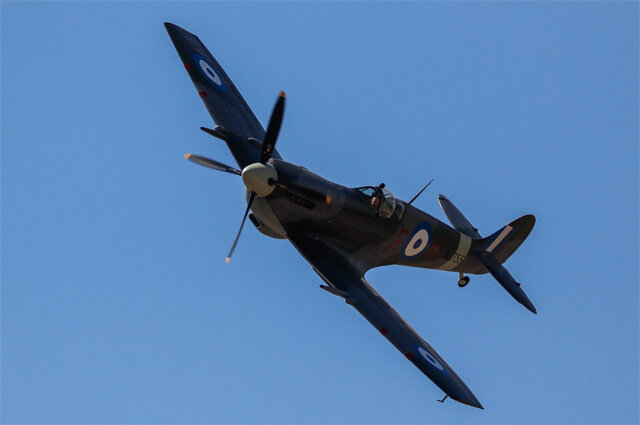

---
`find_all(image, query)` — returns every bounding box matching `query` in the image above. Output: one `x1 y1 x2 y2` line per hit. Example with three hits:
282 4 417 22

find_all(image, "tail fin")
481 215 535 265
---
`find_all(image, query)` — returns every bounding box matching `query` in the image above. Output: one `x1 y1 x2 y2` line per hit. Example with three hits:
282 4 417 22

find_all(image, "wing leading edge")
288 234 483 409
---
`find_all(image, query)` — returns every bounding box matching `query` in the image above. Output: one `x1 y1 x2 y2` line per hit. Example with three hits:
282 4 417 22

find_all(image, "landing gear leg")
458 273 470 288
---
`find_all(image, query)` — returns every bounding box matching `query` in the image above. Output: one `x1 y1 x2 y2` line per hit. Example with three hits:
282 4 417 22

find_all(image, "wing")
165 22 280 167
288 233 484 409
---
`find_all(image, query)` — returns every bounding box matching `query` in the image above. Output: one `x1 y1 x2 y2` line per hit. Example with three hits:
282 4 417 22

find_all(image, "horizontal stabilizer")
473 250 536 314
438 195 481 238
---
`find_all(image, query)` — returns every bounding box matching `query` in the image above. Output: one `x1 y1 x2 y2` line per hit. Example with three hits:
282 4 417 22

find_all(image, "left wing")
165 22 281 168
287 233 483 409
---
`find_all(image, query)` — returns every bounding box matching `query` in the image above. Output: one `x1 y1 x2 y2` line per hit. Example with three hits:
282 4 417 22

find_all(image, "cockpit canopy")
357 185 397 218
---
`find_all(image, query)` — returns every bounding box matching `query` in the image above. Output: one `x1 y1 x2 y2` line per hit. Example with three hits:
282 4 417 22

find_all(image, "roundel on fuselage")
194 54 227 91
401 222 433 259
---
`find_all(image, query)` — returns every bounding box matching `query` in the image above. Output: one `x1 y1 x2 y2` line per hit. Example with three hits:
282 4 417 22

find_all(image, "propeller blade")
259 91 286 164
225 191 256 263
184 153 241 176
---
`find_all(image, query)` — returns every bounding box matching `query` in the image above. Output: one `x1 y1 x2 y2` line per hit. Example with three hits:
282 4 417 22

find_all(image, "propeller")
225 92 285 262
184 91 286 263
224 92 285 262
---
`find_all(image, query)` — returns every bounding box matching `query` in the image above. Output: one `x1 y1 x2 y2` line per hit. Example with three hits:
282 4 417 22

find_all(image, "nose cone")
242 163 277 197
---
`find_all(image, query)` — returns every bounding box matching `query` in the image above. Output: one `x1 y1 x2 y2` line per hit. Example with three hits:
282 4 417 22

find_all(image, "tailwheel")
458 274 470 288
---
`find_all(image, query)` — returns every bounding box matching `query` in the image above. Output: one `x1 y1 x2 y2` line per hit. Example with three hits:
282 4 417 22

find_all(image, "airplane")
165 22 537 410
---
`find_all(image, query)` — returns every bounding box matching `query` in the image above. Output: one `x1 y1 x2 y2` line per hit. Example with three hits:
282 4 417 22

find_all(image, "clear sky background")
2 2 638 424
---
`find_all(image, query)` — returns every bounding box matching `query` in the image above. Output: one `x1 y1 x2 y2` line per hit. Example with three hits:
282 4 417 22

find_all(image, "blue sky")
2 2 638 423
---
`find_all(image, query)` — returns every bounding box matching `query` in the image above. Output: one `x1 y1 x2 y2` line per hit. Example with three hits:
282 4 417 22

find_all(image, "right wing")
288 233 483 409
165 22 280 167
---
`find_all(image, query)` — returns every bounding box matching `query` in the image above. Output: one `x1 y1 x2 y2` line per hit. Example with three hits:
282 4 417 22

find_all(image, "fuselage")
251 159 487 276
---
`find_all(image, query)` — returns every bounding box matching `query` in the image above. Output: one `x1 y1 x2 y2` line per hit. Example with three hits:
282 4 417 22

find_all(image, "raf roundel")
418 347 445 372
415 344 448 375
401 222 433 259
194 54 227 91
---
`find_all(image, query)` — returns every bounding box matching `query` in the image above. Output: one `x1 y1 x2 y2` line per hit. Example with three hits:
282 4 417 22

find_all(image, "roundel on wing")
400 222 433 259
194 54 227 91
414 344 448 375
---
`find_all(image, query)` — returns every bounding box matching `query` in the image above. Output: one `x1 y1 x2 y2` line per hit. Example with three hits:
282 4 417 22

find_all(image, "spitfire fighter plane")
165 22 536 409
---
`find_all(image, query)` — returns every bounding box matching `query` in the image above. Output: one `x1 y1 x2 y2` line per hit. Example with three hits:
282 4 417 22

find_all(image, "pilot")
370 195 380 211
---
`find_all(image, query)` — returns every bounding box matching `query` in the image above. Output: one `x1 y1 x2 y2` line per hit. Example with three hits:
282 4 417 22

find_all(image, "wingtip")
472 401 485 410
164 22 197 40
279 91 286 98
225 257 231 264
454 395 484 409
184 153 192 159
